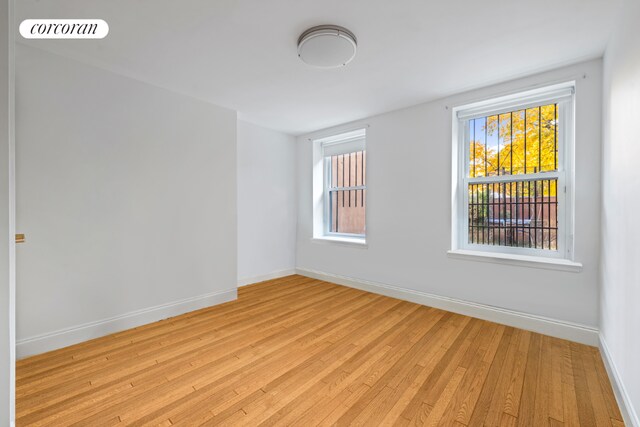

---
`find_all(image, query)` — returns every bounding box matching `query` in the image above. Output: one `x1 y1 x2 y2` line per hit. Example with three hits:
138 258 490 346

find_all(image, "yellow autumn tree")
469 103 558 197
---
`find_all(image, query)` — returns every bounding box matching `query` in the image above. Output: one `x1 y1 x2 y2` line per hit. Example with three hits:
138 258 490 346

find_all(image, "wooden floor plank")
503 329 532 418
447 324 513 426
532 335 553 426
516 332 542 426
15 275 624 426
561 339 582 427
421 366 466 426
466 326 514 427
549 336 566 422
571 342 599 427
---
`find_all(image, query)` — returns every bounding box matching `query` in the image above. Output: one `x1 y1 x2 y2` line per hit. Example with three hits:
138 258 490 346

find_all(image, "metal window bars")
468 179 558 250
467 103 559 250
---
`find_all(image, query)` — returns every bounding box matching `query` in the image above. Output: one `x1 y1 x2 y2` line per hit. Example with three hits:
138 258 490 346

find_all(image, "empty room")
1 0 639 425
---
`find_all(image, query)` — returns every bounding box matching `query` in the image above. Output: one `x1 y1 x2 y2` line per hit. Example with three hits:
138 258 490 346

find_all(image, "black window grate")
468 179 558 250
467 103 560 251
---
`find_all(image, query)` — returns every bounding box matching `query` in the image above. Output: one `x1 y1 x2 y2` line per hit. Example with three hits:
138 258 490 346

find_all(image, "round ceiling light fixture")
297 25 357 68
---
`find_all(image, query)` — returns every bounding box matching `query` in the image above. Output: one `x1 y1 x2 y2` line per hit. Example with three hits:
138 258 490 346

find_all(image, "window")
452 84 575 260
313 129 366 244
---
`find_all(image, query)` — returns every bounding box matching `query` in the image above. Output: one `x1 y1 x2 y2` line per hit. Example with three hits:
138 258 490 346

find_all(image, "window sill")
311 236 368 248
447 249 582 272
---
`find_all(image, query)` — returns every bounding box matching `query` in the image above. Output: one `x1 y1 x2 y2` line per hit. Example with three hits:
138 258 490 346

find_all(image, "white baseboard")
599 334 639 427
237 268 297 287
296 268 599 346
16 288 237 359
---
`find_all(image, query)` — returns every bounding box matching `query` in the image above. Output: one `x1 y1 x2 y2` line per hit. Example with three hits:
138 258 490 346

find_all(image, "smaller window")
313 129 367 243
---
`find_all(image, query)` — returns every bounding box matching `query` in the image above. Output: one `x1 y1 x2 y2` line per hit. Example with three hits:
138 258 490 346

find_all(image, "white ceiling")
17 0 620 135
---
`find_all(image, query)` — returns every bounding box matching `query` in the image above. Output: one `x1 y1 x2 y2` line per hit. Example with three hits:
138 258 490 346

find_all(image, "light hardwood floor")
16 275 623 426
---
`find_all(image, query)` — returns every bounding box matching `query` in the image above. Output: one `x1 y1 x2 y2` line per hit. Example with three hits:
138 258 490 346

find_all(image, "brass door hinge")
16 234 25 243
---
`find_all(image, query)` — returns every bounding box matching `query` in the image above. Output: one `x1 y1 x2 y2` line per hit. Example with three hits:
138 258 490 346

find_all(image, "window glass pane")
327 150 366 235
468 103 559 177
511 110 525 175
469 118 487 178
498 112 511 175
525 107 540 173
540 104 558 172
467 178 558 250
486 115 499 176
330 189 366 234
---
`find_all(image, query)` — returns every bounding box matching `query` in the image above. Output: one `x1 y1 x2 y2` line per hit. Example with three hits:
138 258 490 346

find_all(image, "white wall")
237 121 296 284
15 45 238 357
0 0 15 424
601 0 640 424
297 60 603 332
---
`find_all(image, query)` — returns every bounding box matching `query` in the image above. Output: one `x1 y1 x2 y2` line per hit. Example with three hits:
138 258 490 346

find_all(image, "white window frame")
450 82 579 267
312 128 367 246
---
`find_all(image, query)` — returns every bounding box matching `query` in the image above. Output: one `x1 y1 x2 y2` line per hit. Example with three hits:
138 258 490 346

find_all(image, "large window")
452 84 575 260
313 129 366 243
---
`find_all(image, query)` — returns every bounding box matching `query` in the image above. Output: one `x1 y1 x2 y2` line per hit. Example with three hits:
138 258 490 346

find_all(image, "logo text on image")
20 19 109 39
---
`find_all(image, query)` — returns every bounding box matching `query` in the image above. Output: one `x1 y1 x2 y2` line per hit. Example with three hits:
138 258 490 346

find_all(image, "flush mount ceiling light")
297 25 357 68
